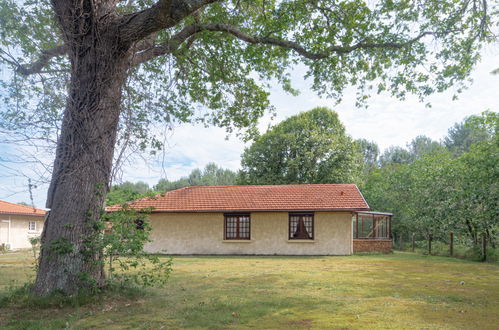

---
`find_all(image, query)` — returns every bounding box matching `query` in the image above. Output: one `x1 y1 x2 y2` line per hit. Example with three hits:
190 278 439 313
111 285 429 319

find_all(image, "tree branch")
4 45 68 76
118 0 221 46
131 23 436 66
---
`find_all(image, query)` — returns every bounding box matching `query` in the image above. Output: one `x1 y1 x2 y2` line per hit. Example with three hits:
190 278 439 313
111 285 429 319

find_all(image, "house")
107 184 392 255
0 201 46 250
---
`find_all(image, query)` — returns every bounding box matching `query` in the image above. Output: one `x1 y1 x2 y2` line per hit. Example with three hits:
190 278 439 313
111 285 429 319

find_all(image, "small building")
107 184 392 255
0 201 46 250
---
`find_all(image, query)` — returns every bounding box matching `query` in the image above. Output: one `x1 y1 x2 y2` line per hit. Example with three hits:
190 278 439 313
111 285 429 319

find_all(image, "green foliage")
0 0 495 158
363 111 498 260
444 110 497 155
100 207 173 288
106 181 154 206
28 237 40 271
47 237 74 255
379 146 414 166
239 107 362 185
356 138 379 177
106 163 238 206
154 162 237 192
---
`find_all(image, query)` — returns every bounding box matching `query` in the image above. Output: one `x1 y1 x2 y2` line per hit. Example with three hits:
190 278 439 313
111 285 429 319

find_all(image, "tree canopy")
239 107 362 184
0 0 494 163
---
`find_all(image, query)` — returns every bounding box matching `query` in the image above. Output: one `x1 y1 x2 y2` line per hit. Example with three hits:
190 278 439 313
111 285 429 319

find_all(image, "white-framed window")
28 221 37 231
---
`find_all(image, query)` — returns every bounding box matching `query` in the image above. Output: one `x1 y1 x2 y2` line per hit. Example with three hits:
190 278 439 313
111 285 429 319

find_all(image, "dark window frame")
288 213 314 240
224 213 251 240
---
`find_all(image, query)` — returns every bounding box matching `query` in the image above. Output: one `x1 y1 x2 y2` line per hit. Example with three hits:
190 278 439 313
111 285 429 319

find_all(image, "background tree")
408 136 444 160
356 139 380 182
363 111 498 258
239 107 362 184
444 110 497 155
0 0 493 295
154 162 237 192
105 163 238 205
379 146 414 167
106 181 152 205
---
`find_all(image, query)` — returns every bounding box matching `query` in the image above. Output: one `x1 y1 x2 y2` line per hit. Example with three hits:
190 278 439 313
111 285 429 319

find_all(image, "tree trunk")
428 233 433 255
411 233 415 252
33 16 130 295
449 232 454 257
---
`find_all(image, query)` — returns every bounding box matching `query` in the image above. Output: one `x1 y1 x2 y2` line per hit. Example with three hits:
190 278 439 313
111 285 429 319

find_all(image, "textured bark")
33 1 130 296
31 0 219 297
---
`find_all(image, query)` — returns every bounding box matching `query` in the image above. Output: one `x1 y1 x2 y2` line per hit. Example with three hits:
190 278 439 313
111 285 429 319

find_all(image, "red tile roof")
107 184 369 213
0 200 46 217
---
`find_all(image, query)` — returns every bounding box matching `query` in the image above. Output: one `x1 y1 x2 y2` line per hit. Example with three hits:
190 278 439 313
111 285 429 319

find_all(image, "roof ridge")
168 183 357 190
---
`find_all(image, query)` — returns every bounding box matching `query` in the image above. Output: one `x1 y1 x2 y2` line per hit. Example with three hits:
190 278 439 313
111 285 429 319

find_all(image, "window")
224 214 250 240
28 221 36 231
134 218 144 230
289 213 314 240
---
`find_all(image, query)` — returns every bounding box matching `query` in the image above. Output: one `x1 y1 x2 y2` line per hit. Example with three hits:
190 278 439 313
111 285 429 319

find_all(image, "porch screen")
353 214 390 239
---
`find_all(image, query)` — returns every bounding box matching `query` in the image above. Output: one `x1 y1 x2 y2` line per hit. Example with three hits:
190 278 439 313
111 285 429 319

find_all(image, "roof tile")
0 200 46 216
107 184 369 213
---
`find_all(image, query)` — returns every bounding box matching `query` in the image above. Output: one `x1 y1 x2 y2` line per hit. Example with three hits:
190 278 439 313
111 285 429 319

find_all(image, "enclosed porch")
353 211 393 253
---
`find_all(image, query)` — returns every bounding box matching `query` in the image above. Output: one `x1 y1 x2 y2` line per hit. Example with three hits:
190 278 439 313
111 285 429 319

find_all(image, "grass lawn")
0 251 498 329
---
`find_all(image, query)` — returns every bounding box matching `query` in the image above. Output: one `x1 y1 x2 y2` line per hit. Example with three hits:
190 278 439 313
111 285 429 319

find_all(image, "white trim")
28 221 37 232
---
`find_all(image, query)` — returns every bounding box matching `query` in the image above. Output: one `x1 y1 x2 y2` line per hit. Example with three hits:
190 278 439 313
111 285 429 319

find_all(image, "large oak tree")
0 0 493 295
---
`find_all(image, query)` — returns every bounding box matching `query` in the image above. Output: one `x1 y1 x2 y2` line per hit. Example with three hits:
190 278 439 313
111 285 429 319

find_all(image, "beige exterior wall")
145 211 353 255
0 215 44 250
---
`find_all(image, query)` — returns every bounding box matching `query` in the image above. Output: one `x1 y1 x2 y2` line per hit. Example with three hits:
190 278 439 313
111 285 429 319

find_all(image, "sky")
0 47 498 208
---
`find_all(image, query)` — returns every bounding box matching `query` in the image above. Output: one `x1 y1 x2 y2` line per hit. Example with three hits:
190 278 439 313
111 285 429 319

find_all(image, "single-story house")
0 200 46 250
107 184 392 255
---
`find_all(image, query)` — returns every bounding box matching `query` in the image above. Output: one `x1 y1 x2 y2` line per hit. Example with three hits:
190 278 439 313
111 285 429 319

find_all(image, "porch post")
388 215 392 240
356 213 359 239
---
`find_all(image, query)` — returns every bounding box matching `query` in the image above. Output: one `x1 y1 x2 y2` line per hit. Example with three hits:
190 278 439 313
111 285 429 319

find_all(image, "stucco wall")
0 215 44 250
144 211 353 255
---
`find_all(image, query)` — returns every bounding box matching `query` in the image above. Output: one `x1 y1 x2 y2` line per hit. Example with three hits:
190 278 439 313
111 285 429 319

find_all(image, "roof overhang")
354 211 393 216
0 212 46 217
110 208 371 214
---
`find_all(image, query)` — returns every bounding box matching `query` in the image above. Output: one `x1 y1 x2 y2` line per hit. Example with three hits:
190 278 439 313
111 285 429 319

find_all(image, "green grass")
1 251 498 329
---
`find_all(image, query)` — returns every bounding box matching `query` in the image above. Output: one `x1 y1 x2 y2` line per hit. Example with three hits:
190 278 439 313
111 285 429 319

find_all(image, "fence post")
412 233 415 252
450 232 454 257
400 233 403 251
428 234 433 255
482 232 487 262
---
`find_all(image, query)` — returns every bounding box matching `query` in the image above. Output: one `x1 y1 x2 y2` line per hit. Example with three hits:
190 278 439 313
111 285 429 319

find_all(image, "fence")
393 232 496 262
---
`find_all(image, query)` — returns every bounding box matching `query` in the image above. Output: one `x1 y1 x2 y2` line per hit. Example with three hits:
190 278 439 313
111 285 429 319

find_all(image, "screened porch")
352 211 393 253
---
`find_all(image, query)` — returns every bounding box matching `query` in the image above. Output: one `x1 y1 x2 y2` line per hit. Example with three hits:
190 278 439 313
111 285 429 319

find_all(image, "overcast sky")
1 48 497 208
